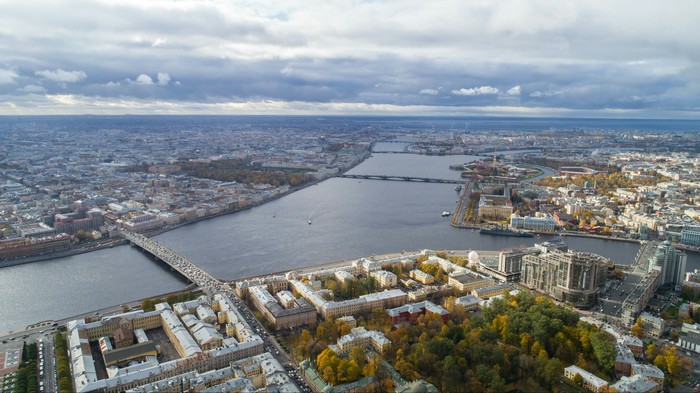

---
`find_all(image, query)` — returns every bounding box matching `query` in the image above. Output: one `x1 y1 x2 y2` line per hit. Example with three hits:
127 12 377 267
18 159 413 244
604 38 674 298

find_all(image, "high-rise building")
521 250 607 308
649 240 686 290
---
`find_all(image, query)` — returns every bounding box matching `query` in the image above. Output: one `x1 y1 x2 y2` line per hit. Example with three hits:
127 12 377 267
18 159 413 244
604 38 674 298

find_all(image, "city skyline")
1 1 699 117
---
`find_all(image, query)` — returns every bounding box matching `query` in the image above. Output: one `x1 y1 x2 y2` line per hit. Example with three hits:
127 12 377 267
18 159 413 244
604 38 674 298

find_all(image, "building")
678 334 700 354
521 250 607 308
509 213 557 232
327 327 390 355
493 241 568 282
638 312 666 338
386 301 449 325
352 257 383 273
454 295 481 311
630 364 664 386
619 335 644 359
680 225 700 247
64 293 265 393
235 275 289 298
102 342 158 367
0 233 72 259
276 290 297 308
610 375 661 393
478 194 513 221
335 270 355 284
409 269 434 284
448 271 494 294
54 208 104 235
564 365 608 393
497 247 539 275
15 222 57 238
248 285 317 329
620 269 661 326
291 279 407 319
370 270 398 288
336 316 357 328
472 283 511 299
615 344 637 376
649 241 687 290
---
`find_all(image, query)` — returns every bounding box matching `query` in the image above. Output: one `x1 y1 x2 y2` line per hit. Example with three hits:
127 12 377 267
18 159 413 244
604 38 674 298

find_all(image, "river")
0 152 698 333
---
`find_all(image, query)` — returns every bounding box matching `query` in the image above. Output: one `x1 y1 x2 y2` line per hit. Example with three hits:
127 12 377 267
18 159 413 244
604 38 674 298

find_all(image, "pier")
337 174 462 184
120 229 229 295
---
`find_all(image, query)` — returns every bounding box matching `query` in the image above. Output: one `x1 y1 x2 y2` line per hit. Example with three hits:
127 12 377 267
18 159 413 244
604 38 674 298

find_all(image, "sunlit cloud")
452 86 500 96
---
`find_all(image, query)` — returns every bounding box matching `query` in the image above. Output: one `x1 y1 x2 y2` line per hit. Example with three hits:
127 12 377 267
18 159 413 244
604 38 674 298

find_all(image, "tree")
74 229 89 241
653 345 693 386
337 359 350 383
630 317 644 339
349 346 366 369
322 366 336 386
346 360 361 382
590 331 616 373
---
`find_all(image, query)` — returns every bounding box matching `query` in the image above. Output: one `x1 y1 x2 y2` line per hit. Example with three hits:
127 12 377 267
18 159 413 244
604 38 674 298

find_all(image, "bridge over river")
121 229 230 295
338 174 462 184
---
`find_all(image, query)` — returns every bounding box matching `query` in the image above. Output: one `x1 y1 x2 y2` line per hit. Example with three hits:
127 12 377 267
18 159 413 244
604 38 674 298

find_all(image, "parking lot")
596 270 644 318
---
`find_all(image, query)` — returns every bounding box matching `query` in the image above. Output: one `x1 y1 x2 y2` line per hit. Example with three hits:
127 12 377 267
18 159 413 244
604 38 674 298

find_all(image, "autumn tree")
630 317 644 339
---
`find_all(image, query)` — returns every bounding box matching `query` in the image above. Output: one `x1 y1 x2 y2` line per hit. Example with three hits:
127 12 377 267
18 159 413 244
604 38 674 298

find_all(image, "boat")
307 219 312 225
442 211 450 217
455 184 462 192
479 225 533 237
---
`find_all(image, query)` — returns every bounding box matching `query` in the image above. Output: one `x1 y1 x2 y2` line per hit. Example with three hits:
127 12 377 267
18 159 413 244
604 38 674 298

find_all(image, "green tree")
589 331 616 373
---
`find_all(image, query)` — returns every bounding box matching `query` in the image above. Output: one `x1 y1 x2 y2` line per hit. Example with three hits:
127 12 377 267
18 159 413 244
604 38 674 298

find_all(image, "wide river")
1 149 698 333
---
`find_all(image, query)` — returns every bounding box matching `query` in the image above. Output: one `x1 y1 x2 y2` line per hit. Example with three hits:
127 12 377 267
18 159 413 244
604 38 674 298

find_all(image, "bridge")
121 229 229 295
338 174 462 184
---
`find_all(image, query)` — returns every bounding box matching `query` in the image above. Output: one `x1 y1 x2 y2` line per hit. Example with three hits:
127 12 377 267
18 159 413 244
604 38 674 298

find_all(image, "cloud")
157 72 171 86
0 69 19 84
530 90 564 98
127 73 170 86
0 1 698 115
152 38 167 47
18 84 46 93
452 86 500 96
135 74 154 85
35 69 87 83
506 85 521 96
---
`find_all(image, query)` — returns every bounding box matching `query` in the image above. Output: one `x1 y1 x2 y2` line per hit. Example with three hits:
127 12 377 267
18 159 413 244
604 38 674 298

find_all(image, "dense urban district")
2 117 700 393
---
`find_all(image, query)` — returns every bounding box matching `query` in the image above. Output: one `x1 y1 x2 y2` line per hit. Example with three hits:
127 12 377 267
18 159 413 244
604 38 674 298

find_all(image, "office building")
521 250 607 308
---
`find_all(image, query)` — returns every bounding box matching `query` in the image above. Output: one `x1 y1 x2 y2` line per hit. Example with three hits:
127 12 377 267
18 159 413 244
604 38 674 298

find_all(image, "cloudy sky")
1 0 699 117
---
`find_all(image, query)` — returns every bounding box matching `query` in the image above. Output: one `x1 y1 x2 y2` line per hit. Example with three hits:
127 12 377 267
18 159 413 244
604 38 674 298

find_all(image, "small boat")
442 211 450 217
307 219 312 225
455 185 462 192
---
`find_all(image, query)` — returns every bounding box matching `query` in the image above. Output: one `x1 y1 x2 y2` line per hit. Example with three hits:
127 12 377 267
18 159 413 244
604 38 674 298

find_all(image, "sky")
0 0 699 117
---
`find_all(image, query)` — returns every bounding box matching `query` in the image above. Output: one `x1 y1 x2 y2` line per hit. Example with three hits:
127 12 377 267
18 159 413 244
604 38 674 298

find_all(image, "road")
225 293 311 392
